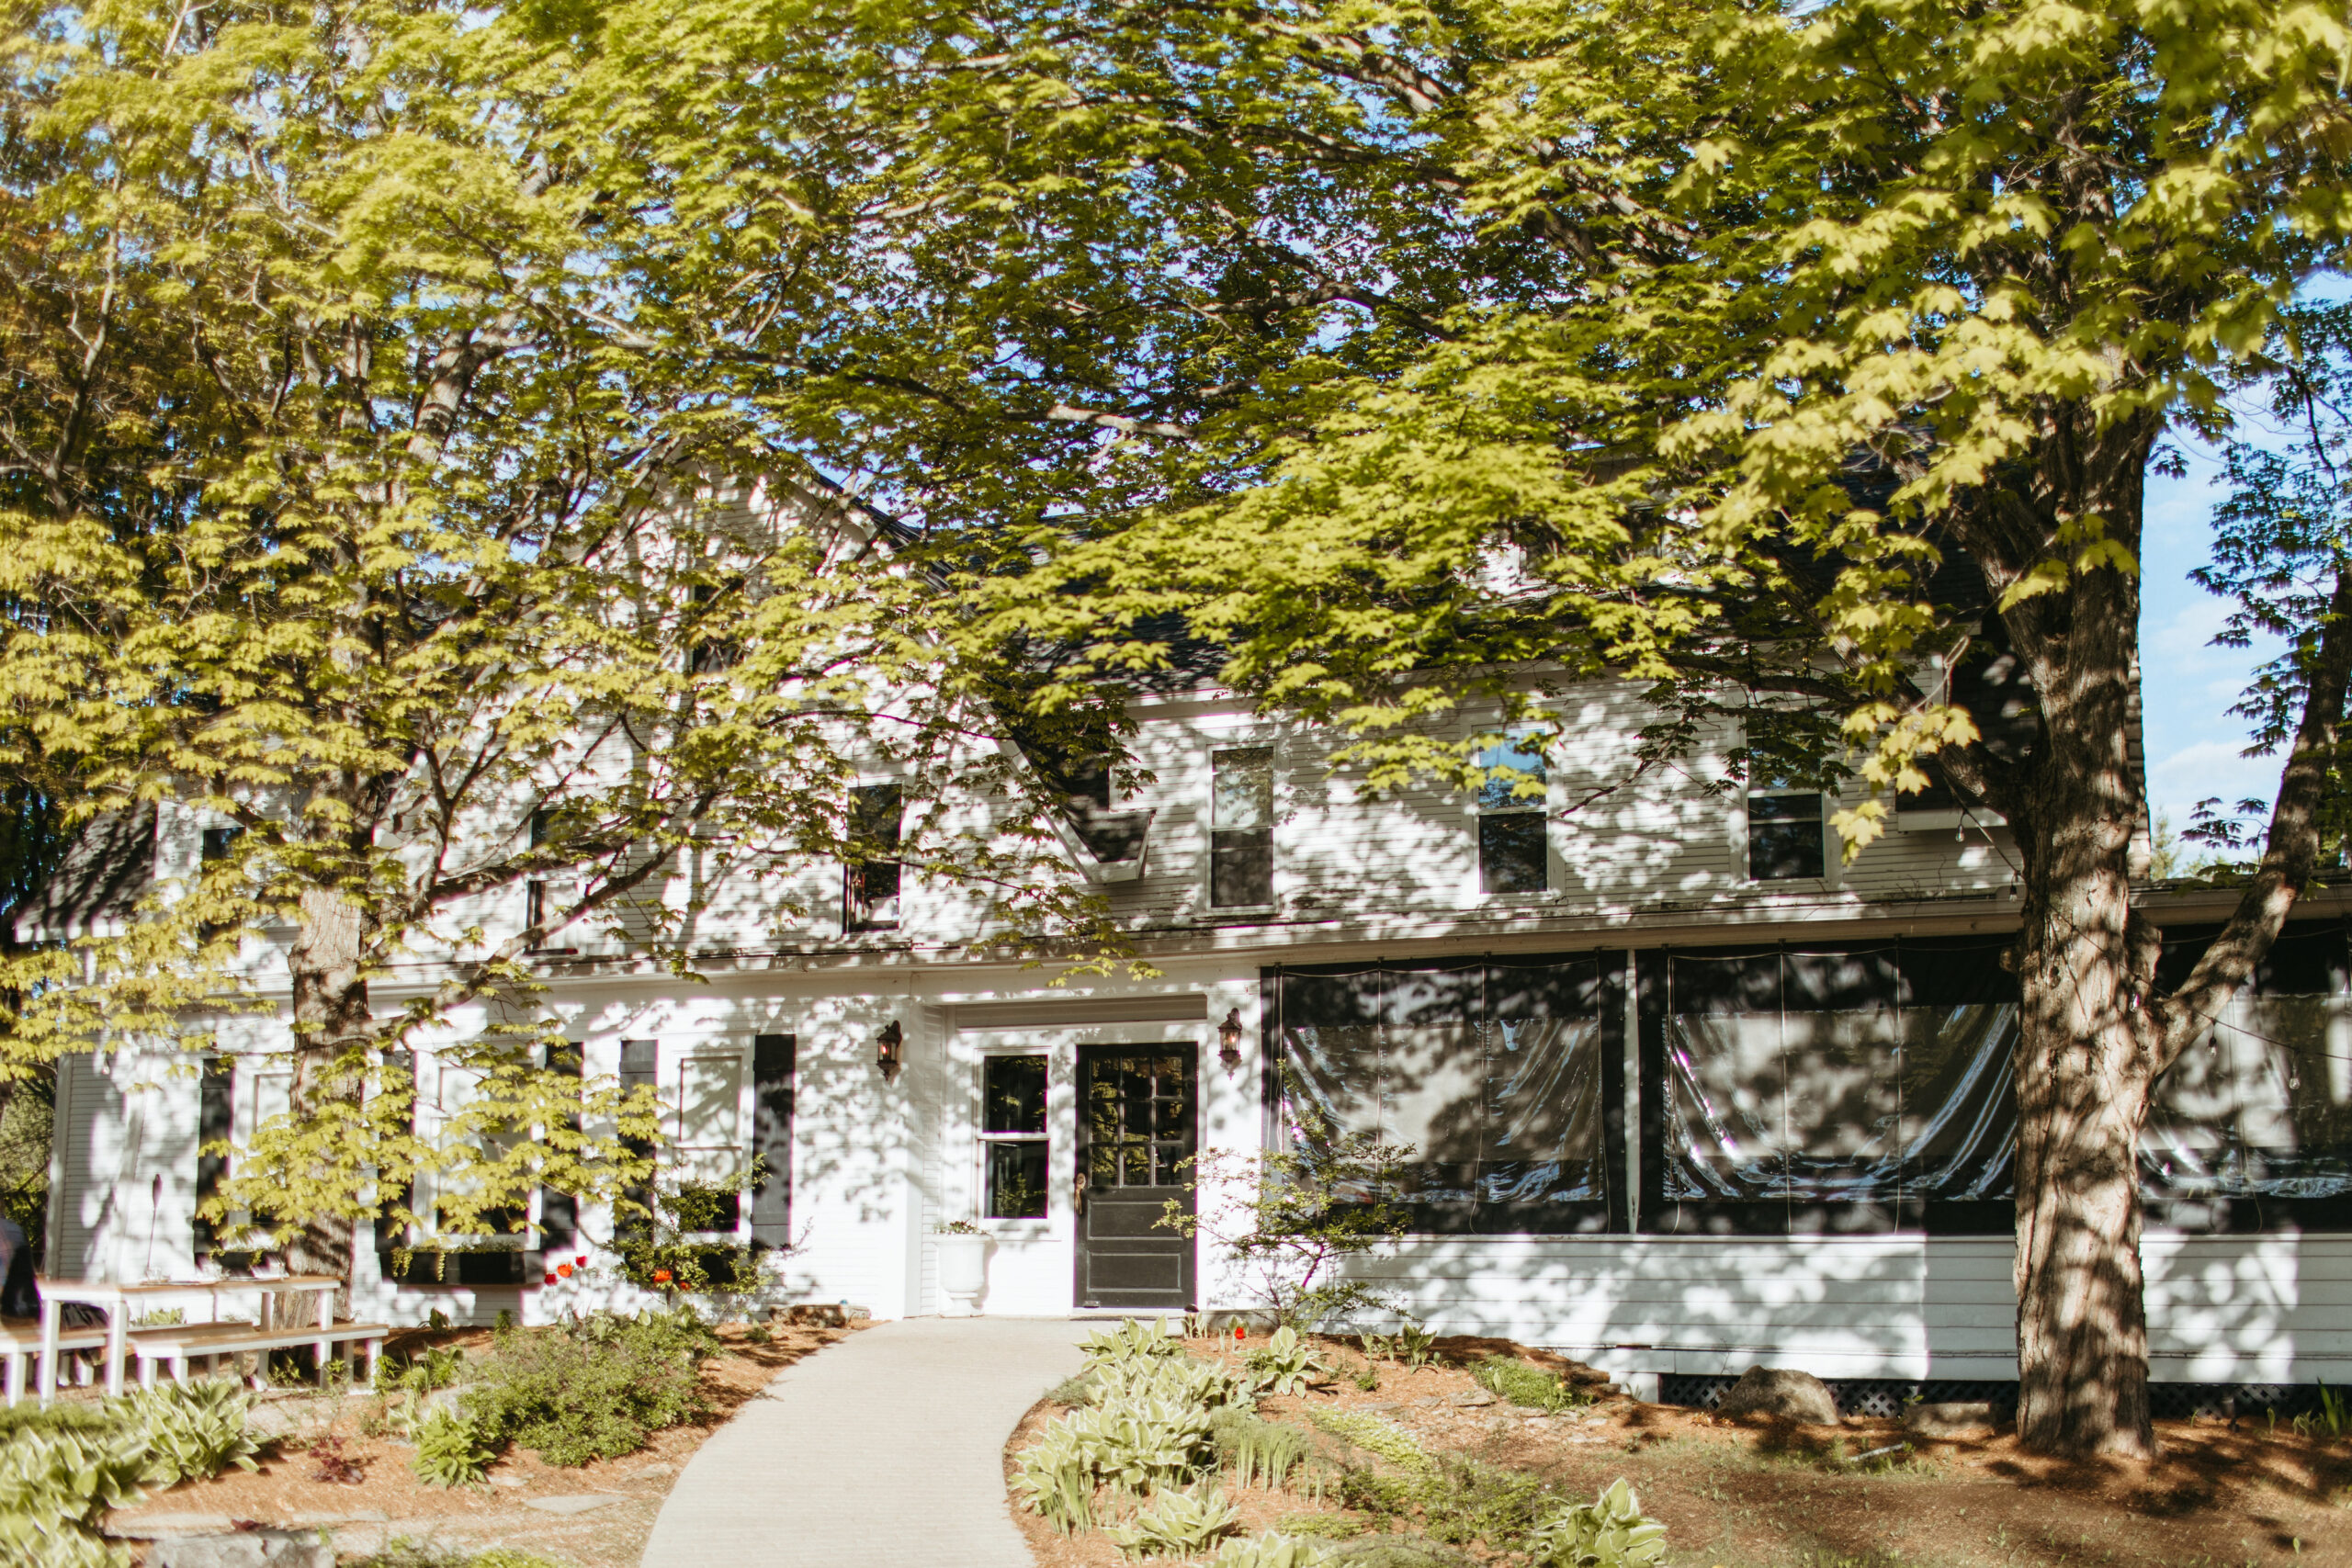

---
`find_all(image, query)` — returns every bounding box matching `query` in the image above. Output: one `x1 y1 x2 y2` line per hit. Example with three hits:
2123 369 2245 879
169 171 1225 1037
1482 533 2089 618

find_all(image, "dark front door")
1074 1045 1196 1310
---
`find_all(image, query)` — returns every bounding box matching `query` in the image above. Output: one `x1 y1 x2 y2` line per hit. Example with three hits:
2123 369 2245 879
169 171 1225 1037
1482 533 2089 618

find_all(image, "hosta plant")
1103 1482 1241 1560
1244 1327 1329 1396
411 1407 498 1489
1081 1319 1185 1371
1207 1534 1330 1568
1093 1355 1242 1413
1013 1419 1098 1534
1072 1393 1216 1494
124 1380 263 1483
1522 1479 1668 1568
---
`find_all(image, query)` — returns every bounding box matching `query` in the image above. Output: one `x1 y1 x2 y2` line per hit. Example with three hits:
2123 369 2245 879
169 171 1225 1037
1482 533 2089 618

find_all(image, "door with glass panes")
1073 1046 1196 1309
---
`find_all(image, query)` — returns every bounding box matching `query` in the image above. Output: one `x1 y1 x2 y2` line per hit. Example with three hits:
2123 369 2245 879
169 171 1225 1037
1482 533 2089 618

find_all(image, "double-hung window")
1209 748 1274 908
1476 733 1548 895
845 783 904 931
1747 774 1826 881
981 1055 1049 1218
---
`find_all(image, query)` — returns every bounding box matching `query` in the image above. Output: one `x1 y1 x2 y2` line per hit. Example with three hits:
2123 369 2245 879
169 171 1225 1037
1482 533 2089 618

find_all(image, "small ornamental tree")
1162 1077 1416 1330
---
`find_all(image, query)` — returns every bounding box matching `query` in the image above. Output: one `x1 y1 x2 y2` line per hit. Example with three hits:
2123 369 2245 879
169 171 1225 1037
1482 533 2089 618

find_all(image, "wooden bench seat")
129 1318 390 1389
0 1317 110 1405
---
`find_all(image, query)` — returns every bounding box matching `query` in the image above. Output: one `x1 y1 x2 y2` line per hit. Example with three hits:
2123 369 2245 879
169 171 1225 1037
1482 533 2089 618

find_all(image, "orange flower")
652 1269 673 1284
556 1262 574 1279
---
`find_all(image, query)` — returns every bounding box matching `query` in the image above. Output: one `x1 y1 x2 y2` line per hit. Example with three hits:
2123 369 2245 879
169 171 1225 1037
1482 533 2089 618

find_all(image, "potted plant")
934 1220 988 1316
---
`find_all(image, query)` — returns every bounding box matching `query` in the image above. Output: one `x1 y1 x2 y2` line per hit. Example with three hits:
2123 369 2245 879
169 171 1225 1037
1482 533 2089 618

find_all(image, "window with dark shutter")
1209 748 1273 908
537 1042 583 1253
749 1035 796 1247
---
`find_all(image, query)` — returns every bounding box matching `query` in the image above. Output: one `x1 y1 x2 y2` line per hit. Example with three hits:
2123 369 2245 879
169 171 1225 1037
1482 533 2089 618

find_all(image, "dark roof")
13 807 155 942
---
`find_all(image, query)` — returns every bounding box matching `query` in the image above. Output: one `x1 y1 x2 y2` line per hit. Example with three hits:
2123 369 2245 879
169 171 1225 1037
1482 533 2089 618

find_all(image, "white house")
28 494 2352 1416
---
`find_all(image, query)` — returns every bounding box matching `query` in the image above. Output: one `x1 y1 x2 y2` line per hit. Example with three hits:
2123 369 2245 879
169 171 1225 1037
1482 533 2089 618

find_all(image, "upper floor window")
1209 748 1273 908
200 826 242 864
1476 733 1548 894
845 783 903 931
1747 774 1826 881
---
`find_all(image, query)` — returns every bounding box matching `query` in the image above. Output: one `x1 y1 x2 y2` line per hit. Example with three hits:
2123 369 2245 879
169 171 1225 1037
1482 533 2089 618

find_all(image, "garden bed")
93 1316 855 1565
1004 1331 2352 1568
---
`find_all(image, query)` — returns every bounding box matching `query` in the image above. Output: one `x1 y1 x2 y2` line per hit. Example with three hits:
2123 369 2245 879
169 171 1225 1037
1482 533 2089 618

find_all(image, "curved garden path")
639 1316 1091 1568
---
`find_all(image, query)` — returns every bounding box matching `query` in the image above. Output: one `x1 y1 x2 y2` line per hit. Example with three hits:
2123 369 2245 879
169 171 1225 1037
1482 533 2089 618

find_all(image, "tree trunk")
287 886 368 1314
1997 425 2165 1460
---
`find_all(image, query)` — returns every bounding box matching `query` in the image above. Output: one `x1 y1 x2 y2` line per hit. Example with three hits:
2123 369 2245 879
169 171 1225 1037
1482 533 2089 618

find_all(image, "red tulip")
575 1254 587 1268
1233 1324 1246 1343
544 1273 557 1285
653 1269 673 1284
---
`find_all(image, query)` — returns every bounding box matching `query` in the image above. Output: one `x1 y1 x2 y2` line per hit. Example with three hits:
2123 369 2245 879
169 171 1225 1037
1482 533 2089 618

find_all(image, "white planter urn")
937 1232 989 1316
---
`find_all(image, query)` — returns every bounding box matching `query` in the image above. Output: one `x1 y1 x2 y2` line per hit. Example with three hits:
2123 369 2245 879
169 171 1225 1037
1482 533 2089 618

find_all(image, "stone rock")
153 1529 333 1568
779 1304 846 1328
110 1513 235 1539
1904 1400 1996 1438
490 1473 528 1488
523 1494 621 1516
1322 1536 1477 1568
1713 1367 1841 1426
1451 1389 1498 1408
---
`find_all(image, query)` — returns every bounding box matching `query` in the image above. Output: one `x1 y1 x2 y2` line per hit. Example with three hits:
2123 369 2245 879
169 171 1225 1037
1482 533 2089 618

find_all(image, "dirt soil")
102 1319 855 1566
1006 1335 2352 1568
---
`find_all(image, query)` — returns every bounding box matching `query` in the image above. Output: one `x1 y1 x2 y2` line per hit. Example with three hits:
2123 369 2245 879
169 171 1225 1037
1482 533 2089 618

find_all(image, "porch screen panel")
1272 954 1618 1233
1649 938 2017 1234
2145 922 2352 1229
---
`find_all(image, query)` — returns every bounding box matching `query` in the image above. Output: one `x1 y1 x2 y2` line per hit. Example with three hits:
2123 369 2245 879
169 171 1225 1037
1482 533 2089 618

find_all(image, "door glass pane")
987 1140 1048 1218
984 1055 1047 1134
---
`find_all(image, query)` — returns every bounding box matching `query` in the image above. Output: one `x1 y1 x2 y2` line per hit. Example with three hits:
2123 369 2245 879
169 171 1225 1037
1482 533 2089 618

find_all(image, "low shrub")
411 1406 497 1489
1212 1409 1317 1493
1071 1393 1216 1494
348 1543 570 1568
469 1308 715 1465
1103 1482 1241 1560
1472 1356 1588 1415
390 1344 467 1393
1044 1372 1096 1406
1521 1478 1668 1567
124 1380 263 1483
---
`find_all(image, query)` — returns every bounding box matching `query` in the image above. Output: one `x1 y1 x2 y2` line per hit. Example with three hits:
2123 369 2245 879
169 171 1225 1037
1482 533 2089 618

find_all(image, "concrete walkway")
639 1317 1091 1568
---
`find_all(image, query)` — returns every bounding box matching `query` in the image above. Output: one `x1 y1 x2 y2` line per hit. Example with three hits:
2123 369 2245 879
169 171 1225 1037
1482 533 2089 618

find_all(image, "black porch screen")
2144 922 2352 1229
1270 955 1623 1233
1644 938 2018 1234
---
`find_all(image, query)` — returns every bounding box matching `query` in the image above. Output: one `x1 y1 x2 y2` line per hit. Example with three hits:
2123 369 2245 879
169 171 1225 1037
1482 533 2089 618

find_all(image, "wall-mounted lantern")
876 1020 905 1085
1217 1009 1246 1076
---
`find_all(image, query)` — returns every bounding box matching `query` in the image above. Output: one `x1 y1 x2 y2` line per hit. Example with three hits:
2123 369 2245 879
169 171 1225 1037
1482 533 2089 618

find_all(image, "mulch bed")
104 1320 855 1566
1006 1334 2352 1568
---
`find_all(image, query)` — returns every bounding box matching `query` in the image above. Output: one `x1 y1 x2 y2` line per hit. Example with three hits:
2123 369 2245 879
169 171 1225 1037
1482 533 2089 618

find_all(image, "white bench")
0 1316 110 1405
128 1318 390 1389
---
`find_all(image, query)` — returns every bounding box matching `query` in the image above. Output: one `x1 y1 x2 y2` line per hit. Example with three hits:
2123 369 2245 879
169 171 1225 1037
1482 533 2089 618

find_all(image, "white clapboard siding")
1332 1234 2352 1382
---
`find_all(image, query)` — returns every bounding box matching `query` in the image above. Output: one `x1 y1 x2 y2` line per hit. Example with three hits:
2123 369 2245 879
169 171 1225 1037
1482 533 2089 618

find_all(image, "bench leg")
139 1356 157 1390
4 1349 21 1407
173 1355 190 1387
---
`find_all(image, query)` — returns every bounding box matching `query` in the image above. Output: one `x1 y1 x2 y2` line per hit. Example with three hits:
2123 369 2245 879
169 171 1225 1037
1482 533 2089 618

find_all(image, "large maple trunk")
1997 430 2165 1461
287 886 368 1315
